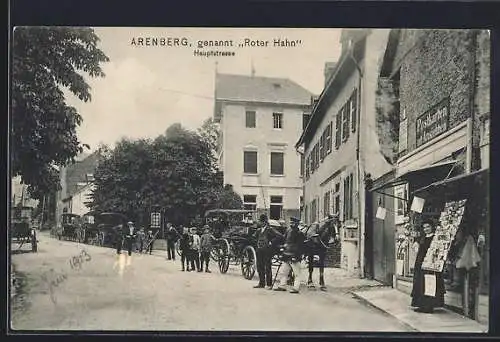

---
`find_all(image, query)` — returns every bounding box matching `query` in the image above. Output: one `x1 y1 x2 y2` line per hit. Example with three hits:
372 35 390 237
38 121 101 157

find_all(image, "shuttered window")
335 111 342 149
270 152 284 175
342 104 350 142
326 122 332 155
350 89 357 132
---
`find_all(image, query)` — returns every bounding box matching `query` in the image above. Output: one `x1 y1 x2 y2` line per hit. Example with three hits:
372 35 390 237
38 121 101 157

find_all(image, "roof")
215 73 313 106
64 152 99 199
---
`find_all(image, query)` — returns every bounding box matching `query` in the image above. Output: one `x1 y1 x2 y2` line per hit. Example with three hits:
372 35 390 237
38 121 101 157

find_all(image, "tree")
11 27 109 200
212 184 243 210
197 117 220 159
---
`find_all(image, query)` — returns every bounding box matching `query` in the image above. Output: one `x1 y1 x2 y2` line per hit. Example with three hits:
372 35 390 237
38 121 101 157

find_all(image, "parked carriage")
58 213 84 242
10 206 38 252
80 212 96 244
205 209 288 280
95 212 128 247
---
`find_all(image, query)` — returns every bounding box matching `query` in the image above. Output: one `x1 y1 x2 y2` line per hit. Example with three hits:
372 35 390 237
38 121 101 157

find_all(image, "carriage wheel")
241 245 257 280
217 238 230 274
31 229 38 252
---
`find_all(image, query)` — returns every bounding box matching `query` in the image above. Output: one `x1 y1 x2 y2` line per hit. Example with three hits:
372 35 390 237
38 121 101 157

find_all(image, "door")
372 192 396 285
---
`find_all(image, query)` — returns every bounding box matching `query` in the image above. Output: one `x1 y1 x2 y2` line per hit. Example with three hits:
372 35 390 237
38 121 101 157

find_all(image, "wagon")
204 209 287 280
80 212 96 244
95 212 128 247
58 213 83 242
10 206 37 252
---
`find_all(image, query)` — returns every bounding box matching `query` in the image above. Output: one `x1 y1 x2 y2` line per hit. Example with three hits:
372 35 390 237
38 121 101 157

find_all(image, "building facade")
296 29 393 276
56 152 99 225
214 73 313 222
371 29 490 324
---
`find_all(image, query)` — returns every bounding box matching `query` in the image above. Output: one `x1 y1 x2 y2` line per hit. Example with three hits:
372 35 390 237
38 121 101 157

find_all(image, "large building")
296 29 394 276
56 152 99 225
369 29 490 324
214 73 313 221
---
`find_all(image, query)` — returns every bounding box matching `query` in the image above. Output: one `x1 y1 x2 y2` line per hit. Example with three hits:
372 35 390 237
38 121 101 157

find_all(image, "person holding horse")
273 217 305 294
253 214 284 290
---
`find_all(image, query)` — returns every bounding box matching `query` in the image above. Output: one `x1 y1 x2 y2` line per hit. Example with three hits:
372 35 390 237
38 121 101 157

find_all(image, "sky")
65 27 343 152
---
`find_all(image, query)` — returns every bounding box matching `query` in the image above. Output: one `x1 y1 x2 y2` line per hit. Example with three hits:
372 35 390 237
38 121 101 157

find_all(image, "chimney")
324 62 337 86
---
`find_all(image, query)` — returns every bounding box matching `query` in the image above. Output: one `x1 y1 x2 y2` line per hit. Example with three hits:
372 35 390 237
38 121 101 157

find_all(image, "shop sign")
416 99 449 147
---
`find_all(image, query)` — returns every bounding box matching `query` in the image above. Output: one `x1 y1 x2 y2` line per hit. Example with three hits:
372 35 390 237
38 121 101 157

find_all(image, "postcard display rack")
421 199 467 272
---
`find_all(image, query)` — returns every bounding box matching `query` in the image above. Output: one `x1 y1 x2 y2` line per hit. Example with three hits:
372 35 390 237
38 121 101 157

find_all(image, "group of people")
165 223 215 273
253 214 306 294
116 221 155 256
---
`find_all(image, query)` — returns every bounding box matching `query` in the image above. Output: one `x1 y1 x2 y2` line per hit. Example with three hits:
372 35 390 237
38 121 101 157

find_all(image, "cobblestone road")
10 232 411 331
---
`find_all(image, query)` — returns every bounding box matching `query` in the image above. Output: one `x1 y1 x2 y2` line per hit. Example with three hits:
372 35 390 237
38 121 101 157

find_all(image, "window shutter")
345 103 350 141
351 89 357 132
326 122 332 154
320 134 324 161
335 111 341 149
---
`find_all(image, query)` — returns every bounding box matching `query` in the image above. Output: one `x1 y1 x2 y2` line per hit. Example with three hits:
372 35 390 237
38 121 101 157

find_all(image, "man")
166 223 179 260
136 226 146 253
273 217 305 294
179 227 192 271
118 221 136 256
190 227 201 272
254 214 284 290
200 225 215 273
146 230 154 255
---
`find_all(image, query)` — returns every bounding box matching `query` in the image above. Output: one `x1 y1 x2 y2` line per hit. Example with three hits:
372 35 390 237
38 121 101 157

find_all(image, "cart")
11 206 38 252
204 209 287 280
96 212 129 247
58 213 83 242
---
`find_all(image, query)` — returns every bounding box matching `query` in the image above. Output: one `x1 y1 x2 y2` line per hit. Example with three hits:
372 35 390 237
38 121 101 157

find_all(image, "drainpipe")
348 40 365 278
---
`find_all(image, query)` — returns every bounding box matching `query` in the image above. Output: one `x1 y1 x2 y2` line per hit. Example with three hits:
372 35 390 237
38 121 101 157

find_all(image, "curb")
349 290 419 332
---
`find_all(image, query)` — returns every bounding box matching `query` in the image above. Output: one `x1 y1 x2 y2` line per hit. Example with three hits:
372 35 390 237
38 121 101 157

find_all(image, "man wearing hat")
118 221 136 256
200 225 215 272
273 217 305 293
254 214 284 289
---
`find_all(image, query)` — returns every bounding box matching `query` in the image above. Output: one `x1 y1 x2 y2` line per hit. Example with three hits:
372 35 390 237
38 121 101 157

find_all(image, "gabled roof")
215 73 313 106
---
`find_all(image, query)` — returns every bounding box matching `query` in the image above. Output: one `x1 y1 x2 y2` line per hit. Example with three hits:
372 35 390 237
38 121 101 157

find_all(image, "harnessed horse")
300 215 340 290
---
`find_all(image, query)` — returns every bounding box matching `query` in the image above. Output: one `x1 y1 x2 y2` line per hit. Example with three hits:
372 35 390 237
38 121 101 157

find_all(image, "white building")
214 73 313 221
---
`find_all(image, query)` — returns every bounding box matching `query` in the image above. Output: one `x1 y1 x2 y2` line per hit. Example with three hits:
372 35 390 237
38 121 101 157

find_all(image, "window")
323 191 331 218
303 114 311 130
325 122 332 155
342 104 350 142
315 142 320 169
304 205 309 224
320 133 325 161
270 152 284 175
343 173 354 221
311 198 317 223
243 151 258 174
245 110 256 128
270 196 283 220
151 212 161 226
335 111 342 149
305 155 310 179
243 195 257 211
350 89 357 132
300 154 304 177
273 112 283 129
333 182 341 216
394 184 409 225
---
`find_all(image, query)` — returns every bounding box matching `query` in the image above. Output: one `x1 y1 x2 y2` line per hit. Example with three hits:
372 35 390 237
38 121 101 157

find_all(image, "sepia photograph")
9 27 490 333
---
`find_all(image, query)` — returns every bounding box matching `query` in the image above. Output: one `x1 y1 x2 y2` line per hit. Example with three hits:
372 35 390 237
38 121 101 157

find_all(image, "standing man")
190 227 201 272
123 221 136 256
254 214 284 290
166 223 179 260
179 227 192 271
273 217 305 294
200 225 214 273
146 230 154 255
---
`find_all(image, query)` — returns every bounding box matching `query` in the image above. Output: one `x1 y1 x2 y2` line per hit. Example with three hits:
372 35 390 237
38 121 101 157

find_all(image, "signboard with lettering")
416 99 449 147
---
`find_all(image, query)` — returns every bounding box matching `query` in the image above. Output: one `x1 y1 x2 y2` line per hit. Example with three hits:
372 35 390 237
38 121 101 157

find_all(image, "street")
11 232 411 331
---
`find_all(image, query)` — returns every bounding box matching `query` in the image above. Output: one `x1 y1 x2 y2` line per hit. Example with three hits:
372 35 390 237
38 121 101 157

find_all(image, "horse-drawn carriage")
10 206 38 252
57 213 85 242
205 209 288 280
94 212 128 247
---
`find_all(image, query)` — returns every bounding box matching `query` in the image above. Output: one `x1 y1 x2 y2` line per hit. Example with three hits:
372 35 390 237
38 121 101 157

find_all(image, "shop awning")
413 168 489 195
370 160 457 193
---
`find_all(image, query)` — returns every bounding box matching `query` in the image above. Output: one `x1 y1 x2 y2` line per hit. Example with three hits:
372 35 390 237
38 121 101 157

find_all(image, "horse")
301 215 341 290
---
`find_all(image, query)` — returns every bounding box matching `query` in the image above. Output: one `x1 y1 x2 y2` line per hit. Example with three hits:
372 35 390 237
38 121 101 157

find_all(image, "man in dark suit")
253 214 284 290
117 221 136 256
